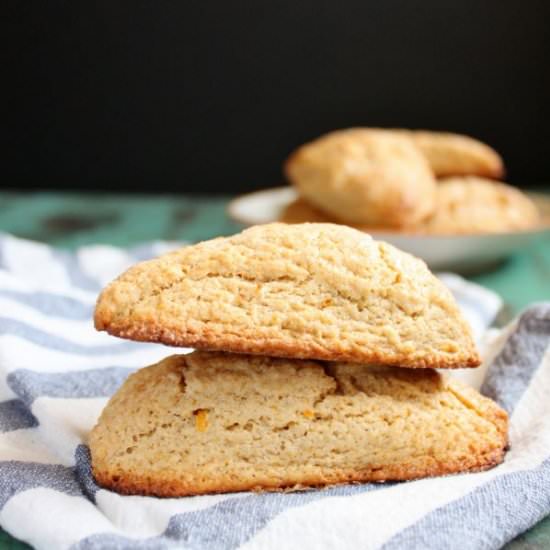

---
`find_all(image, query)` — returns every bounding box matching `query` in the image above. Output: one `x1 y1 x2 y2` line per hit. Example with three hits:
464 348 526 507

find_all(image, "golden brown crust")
94 223 480 369
101 320 480 369
92 448 506 498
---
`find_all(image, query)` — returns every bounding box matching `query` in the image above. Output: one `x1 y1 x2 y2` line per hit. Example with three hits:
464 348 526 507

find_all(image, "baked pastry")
422 177 540 234
279 198 391 232
280 179 539 236
284 129 436 227
409 131 504 179
95 223 480 368
279 197 333 224
89 352 508 497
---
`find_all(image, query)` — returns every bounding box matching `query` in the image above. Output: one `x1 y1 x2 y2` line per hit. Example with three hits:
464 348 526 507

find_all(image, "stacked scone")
282 128 540 234
90 223 508 497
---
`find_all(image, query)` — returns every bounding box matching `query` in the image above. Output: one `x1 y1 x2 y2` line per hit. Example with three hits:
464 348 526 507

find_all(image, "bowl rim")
227 186 550 239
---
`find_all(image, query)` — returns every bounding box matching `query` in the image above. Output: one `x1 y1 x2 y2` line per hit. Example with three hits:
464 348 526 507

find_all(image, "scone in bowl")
227 187 550 274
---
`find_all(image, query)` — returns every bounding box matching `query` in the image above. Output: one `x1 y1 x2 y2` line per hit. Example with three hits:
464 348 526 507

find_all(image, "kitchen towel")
0 232 549 550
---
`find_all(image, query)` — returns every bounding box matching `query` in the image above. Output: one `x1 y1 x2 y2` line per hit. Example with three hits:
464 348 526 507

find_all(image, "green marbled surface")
0 191 549 549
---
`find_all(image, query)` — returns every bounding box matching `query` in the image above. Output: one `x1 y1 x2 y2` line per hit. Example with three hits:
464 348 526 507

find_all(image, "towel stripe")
0 317 148 355
0 461 82 510
0 400 38 432
51 251 101 292
74 477 384 550
482 303 550 413
7 368 134 406
0 290 92 320
382 456 550 550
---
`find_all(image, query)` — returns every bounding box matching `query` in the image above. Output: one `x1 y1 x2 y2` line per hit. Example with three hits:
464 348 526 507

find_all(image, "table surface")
0 191 549 549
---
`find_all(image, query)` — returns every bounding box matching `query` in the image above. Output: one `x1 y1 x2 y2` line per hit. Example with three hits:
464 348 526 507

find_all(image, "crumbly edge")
94 319 481 369
92 447 506 498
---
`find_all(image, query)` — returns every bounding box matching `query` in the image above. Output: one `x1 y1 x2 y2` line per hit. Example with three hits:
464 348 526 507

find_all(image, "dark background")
5 1 550 194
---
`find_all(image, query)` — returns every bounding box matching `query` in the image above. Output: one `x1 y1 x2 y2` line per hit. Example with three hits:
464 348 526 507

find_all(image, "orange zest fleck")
194 409 209 432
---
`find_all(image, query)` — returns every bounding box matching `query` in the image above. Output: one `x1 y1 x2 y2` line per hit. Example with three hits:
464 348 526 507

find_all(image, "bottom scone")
89 351 508 497
281 177 540 235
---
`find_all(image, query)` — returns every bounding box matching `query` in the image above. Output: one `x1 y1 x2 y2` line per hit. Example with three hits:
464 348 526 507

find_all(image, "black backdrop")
5 1 550 194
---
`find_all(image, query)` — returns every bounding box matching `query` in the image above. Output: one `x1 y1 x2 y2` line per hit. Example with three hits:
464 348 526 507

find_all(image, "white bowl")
227 187 550 274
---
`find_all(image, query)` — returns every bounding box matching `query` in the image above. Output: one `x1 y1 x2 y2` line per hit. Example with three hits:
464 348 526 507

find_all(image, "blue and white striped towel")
0 232 549 550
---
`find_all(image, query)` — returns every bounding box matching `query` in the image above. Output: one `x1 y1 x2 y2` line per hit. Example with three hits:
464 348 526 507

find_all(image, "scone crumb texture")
89 352 508 497
94 223 480 369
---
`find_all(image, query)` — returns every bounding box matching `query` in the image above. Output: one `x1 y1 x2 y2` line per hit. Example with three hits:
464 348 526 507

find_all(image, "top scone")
408 131 504 179
285 129 437 227
95 223 479 369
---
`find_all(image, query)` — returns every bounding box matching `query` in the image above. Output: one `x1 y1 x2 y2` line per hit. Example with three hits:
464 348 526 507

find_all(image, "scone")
422 177 540 234
89 352 508 497
409 131 504 179
279 197 333 224
280 180 539 236
279 198 393 232
95 223 480 368
284 129 436 227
